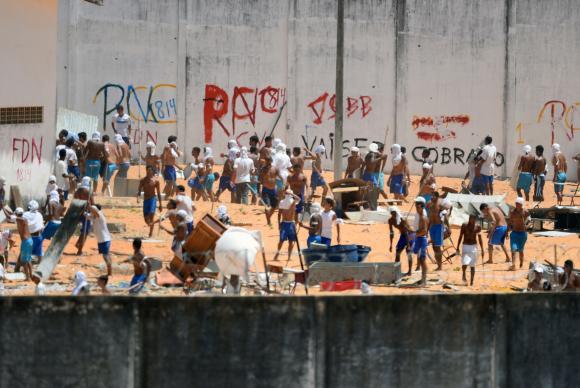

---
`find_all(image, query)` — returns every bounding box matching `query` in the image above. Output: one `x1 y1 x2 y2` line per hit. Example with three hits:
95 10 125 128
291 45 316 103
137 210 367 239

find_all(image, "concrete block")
307 262 401 286
107 222 126 233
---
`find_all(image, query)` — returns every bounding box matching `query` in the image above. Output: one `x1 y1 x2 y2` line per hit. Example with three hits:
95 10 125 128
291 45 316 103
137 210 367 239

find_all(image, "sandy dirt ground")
1 165 578 296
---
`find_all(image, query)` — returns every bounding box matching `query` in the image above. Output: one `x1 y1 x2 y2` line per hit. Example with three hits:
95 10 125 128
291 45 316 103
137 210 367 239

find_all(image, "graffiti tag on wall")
93 83 177 130
203 84 286 143
412 114 470 142
12 136 44 182
306 93 372 125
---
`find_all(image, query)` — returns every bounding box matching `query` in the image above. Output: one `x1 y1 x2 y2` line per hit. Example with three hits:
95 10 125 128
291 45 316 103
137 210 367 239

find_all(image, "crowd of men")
0 105 577 292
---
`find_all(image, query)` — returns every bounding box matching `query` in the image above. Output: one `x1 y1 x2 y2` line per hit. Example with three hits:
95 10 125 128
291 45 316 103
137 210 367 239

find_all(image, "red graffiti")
203 84 285 143
132 129 158 145
412 115 469 142
12 137 43 164
306 93 372 124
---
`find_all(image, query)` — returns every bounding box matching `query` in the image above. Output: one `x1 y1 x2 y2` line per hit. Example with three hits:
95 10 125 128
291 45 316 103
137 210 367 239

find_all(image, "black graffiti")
411 146 504 166
301 133 385 159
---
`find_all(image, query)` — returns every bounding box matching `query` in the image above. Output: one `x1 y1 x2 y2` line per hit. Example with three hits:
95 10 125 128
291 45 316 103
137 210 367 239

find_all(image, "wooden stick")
261 246 270 293
293 233 309 295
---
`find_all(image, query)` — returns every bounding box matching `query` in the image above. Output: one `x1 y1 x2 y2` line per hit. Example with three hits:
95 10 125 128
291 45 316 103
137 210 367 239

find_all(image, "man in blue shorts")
138 165 163 238
161 136 181 197
516 145 535 201
260 156 280 226
387 144 408 201
427 193 445 271
272 190 299 262
88 204 112 276
413 197 429 286
508 198 529 270
480 203 510 264
388 206 414 276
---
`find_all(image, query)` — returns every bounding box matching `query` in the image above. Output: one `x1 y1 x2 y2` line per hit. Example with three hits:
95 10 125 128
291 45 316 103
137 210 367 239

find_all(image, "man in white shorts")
457 213 484 286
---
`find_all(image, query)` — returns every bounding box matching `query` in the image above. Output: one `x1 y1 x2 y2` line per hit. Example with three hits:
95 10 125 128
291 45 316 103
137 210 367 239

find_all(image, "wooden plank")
9 186 23 210
332 187 360 193
37 199 87 281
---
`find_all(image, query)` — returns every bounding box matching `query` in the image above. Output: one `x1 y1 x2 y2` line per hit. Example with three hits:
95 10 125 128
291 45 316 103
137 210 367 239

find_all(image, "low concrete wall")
0 295 577 387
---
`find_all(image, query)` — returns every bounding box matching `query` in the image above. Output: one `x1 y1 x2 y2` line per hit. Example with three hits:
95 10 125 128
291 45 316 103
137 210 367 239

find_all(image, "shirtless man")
260 156 281 226
412 197 429 286
101 134 119 196
480 203 510 264
13 208 33 280
125 238 151 294
344 147 364 179
508 198 529 270
457 214 485 286
362 143 388 190
272 190 300 262
161 136 181 197
418 163 436 203
428 192 444 271
532 145 547 202
420 148 435 174
573 153 580 182
160 210 188 260
291 147 305 171
42 190 64 241
304 145 328 199
516 145 535 201
259 136 273 161
287 164 308 222
299 202 323 247
388 206 414 276
74 177 94 255
76 132 87 177
551 143 568 205
387 144 408 201
114 133 131 179
560 260 578 291
84 132 105 192
138 165 163 237
141 141 161 174
215 148 236 202
191 147 202 165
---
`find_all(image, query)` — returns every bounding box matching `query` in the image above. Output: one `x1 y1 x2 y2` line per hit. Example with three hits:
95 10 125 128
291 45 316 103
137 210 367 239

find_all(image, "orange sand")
1 165 578 296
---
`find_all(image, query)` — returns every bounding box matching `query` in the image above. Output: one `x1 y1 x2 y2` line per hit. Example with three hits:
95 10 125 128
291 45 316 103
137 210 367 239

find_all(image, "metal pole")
333 0 344 181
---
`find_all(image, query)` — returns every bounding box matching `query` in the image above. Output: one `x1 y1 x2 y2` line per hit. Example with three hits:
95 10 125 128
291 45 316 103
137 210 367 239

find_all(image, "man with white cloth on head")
516 144 535 201
387 144 409 201
233 147 255 205
344 147 364 179
388 205 414 276
551 143 568 205
84 131 105 191
273 143 291 193
24 200 44 262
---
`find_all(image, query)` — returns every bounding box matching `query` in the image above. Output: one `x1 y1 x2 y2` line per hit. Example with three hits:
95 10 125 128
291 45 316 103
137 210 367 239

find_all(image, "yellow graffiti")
564 102 580 131
128 84 177 124
515 122 525 144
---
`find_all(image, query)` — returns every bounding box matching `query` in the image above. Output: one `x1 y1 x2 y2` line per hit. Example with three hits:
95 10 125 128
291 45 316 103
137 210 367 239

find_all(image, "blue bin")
302 244 371 266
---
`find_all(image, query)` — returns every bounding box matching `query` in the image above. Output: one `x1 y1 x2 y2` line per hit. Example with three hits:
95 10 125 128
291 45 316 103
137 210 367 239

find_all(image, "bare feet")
484 260 494 264
508 265 516 271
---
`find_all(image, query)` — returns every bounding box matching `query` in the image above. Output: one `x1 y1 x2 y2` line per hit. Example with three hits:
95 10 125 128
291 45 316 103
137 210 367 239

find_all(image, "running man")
480 203 510 264
175 185 195 234
126 238 151 294
516 145 535 201
140 141 161 173
101 134 119 196
457 213 484 286
138 165 163 238
215 147 237 202
344 147 364 179
14 208 33 280
551 143 567 205
84 132 104 192
508 198 529 270
272 190 300 262
533 145 547 202
388 206 414 276
412 197 429 286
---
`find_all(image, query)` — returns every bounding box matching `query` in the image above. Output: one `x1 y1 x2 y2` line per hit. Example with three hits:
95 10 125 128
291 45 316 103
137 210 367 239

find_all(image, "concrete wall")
56 0 580 178
0 0 58 199
0 294 578 387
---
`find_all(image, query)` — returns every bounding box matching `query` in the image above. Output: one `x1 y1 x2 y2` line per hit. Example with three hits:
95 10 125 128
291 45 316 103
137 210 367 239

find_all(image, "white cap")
0 176 5 185
388 206 400 213
48 175 56 183
15 207 24 215
515 197 525 206
350 146 359 153
414 197 426 204
552 143 561 153
146 141 155 148
422 162 432 170
534 265 544 273
441 198 452 209
314 145 326 154
368 143 379 153
91 131 101 140
28 200 39 211
177 210 188 219
310 202 321 214
523 145 532 154
80 176 91 188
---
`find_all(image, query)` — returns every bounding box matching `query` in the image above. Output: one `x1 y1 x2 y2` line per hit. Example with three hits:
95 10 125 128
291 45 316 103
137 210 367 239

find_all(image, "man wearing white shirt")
478 136 496 195
175 185 195 234
111 105 132 148
234 147 255 205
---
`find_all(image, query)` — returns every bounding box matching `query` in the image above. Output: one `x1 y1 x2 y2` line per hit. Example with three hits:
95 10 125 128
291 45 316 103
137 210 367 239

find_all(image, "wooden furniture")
562 183 579 206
